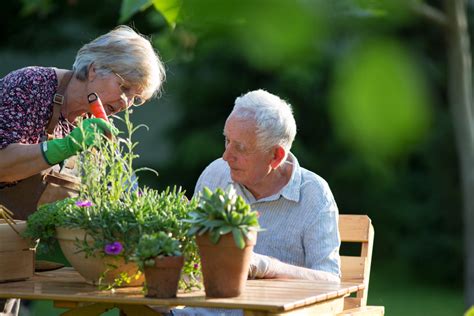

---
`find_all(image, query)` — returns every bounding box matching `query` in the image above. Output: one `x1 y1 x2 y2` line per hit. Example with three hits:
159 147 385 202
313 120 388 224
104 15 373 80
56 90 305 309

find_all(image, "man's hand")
40 118 117 165
248 252 273 279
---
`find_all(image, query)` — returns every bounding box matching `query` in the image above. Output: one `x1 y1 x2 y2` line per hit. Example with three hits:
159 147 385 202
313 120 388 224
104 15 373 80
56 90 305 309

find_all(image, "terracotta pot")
144 256 184 298
56 227 144 287
196 231 257 297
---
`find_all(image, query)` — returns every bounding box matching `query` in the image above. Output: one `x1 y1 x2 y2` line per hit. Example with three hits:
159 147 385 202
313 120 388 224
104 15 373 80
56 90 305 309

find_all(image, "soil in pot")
196 231 256 298
144 256 184 298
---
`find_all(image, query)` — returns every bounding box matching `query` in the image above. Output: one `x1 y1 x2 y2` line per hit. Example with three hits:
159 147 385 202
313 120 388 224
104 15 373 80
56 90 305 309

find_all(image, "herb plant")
133 232 182 271
186 186 262 249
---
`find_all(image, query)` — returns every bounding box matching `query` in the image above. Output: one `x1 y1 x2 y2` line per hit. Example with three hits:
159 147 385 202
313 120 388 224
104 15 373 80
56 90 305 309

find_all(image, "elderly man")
195 88 340 281
173 89 340 316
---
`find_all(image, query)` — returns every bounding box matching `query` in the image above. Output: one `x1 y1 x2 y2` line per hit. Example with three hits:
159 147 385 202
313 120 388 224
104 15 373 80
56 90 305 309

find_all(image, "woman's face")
86 67 143 116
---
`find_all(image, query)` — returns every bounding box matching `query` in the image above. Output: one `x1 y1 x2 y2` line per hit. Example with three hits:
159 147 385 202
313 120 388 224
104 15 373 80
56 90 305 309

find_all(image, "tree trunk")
445 0 474 308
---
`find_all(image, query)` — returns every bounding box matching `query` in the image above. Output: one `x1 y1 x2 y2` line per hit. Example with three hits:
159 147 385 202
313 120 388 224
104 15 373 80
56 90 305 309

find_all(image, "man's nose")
222 146 233 162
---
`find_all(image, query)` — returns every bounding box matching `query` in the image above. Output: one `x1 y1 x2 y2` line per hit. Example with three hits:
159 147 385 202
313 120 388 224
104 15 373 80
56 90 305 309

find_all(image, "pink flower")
193 264 199 270
75 200 93 207
104 242 123 255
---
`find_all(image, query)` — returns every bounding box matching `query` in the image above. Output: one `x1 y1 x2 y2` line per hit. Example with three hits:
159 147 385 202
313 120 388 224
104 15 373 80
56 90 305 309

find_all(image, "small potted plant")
186 186 262 297
133 232 184 298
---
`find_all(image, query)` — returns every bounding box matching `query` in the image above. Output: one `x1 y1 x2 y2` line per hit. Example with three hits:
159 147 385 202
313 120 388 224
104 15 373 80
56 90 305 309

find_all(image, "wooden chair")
337 214 385 315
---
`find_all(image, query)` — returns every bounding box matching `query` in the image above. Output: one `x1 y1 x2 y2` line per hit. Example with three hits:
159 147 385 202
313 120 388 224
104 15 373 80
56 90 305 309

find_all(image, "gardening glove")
248 252 273 279
40 118 118 165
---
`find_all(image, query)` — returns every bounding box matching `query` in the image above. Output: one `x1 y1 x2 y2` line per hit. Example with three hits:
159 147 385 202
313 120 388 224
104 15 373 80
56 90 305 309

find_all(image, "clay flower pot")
144 256 184 298
196 231 257 298
56 227 144 286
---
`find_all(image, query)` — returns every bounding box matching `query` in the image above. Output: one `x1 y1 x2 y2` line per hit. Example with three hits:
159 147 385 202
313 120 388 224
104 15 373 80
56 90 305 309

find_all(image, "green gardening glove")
40 118 118 165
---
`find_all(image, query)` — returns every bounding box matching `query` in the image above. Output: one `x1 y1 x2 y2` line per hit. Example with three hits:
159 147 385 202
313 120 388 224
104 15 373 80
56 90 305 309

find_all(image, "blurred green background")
0 0 468 315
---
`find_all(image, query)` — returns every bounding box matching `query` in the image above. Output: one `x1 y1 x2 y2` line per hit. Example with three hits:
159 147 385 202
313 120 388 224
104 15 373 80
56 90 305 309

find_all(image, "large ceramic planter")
0 220 35 282
196 231 257 297
56 227 144 287
144 256 184 298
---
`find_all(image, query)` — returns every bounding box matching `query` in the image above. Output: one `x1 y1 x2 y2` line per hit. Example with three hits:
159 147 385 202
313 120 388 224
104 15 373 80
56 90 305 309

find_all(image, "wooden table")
0 268 364 315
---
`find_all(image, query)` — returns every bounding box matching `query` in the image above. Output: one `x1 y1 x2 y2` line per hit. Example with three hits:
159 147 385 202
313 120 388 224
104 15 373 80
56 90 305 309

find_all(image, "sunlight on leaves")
152 0 181 27
330 38 432 161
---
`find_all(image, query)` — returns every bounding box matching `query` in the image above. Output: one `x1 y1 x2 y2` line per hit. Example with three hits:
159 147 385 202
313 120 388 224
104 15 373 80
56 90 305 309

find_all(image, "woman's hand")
41 118 118 165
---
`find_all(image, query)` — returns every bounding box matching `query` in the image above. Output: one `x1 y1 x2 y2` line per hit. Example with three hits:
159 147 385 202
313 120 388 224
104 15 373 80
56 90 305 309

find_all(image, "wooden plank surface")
0 268 363 313
340 256 366 282
339 215 371 242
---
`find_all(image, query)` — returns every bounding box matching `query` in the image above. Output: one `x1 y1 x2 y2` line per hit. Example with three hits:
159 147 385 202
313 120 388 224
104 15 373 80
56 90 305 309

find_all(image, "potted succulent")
186 186 262 297
23 110 201 290
132 232 184 298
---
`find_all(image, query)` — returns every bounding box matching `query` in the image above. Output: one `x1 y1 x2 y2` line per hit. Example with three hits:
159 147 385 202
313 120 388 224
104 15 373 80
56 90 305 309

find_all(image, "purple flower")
75 200 93 207
193 264 199 270
104 242 123 255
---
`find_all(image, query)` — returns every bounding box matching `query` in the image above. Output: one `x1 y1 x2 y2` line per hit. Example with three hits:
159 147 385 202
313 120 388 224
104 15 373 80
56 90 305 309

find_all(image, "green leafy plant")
186 186 262 249
23 110 201 290
133 232 182 271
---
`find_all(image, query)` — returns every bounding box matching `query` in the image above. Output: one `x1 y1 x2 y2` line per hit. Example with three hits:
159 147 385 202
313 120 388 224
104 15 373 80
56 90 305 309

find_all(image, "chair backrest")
339 214 374 309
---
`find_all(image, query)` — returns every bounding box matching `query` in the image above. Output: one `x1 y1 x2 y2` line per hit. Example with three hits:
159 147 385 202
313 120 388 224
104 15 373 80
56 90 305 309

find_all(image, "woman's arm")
0 143 50 182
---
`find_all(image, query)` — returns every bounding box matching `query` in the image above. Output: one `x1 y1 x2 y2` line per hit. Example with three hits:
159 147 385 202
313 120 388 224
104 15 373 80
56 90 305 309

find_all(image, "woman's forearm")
0 143 50 182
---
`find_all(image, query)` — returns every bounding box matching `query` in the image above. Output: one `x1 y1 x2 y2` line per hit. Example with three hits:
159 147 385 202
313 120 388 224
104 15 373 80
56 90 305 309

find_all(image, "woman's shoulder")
2 66 57 87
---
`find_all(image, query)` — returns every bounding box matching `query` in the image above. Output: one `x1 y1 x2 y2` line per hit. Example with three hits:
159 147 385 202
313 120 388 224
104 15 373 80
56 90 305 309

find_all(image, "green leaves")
133 231 182 270
119 0 152 23
152 0 181 27
330 38 432 162
232 228 245 250
119 0 181 27
186 186 262 249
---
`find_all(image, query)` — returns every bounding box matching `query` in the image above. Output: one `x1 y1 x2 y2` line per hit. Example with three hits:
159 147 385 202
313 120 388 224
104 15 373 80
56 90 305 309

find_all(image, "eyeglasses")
112 72 145 106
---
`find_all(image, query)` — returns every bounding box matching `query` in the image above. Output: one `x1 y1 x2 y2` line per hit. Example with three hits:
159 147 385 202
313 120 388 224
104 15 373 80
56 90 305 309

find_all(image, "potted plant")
132 232 184 298
186 186 262 297
23 110 201 290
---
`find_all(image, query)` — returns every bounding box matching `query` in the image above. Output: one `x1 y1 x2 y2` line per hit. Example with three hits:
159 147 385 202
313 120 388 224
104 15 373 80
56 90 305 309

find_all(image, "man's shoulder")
297 166 337 211
195 158 231 195
299 166 330 192
203 158 229 173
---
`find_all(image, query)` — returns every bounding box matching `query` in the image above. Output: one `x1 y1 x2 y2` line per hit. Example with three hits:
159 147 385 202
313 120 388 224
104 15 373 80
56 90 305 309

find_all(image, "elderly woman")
0 25 165 220
0 25 165 316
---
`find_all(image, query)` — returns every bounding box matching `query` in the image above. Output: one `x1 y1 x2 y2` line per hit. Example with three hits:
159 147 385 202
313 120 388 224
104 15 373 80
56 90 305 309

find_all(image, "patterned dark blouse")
0 66 73 150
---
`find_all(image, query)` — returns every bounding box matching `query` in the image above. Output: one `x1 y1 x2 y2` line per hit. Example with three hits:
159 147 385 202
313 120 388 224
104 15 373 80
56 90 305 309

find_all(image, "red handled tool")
87 93 109 122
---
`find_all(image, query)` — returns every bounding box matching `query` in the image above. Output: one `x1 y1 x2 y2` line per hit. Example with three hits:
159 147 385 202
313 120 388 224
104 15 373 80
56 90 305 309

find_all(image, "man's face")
222 116 273 188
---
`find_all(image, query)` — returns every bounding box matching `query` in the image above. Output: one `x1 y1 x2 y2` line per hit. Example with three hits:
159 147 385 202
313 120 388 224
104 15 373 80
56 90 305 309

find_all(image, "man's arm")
249 252 340 282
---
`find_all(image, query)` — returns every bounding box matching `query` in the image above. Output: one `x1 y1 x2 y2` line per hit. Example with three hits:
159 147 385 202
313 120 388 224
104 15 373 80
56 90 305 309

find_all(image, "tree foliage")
1 0 464 286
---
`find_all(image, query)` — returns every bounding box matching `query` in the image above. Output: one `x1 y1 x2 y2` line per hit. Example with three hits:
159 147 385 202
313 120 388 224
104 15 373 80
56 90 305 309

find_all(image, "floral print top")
0 66 73 150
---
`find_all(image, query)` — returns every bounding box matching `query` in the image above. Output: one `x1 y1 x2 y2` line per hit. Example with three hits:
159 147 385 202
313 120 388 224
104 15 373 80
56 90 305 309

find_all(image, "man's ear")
270 145 286 169
87 63 97 82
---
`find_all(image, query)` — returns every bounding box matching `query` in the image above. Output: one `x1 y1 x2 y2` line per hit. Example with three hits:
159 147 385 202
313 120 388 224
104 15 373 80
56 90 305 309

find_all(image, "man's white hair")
230 89 297 152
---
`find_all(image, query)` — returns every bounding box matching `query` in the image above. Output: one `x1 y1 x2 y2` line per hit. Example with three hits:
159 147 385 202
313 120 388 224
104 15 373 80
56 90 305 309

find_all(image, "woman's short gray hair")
230 89 297 152
72 25 165 100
